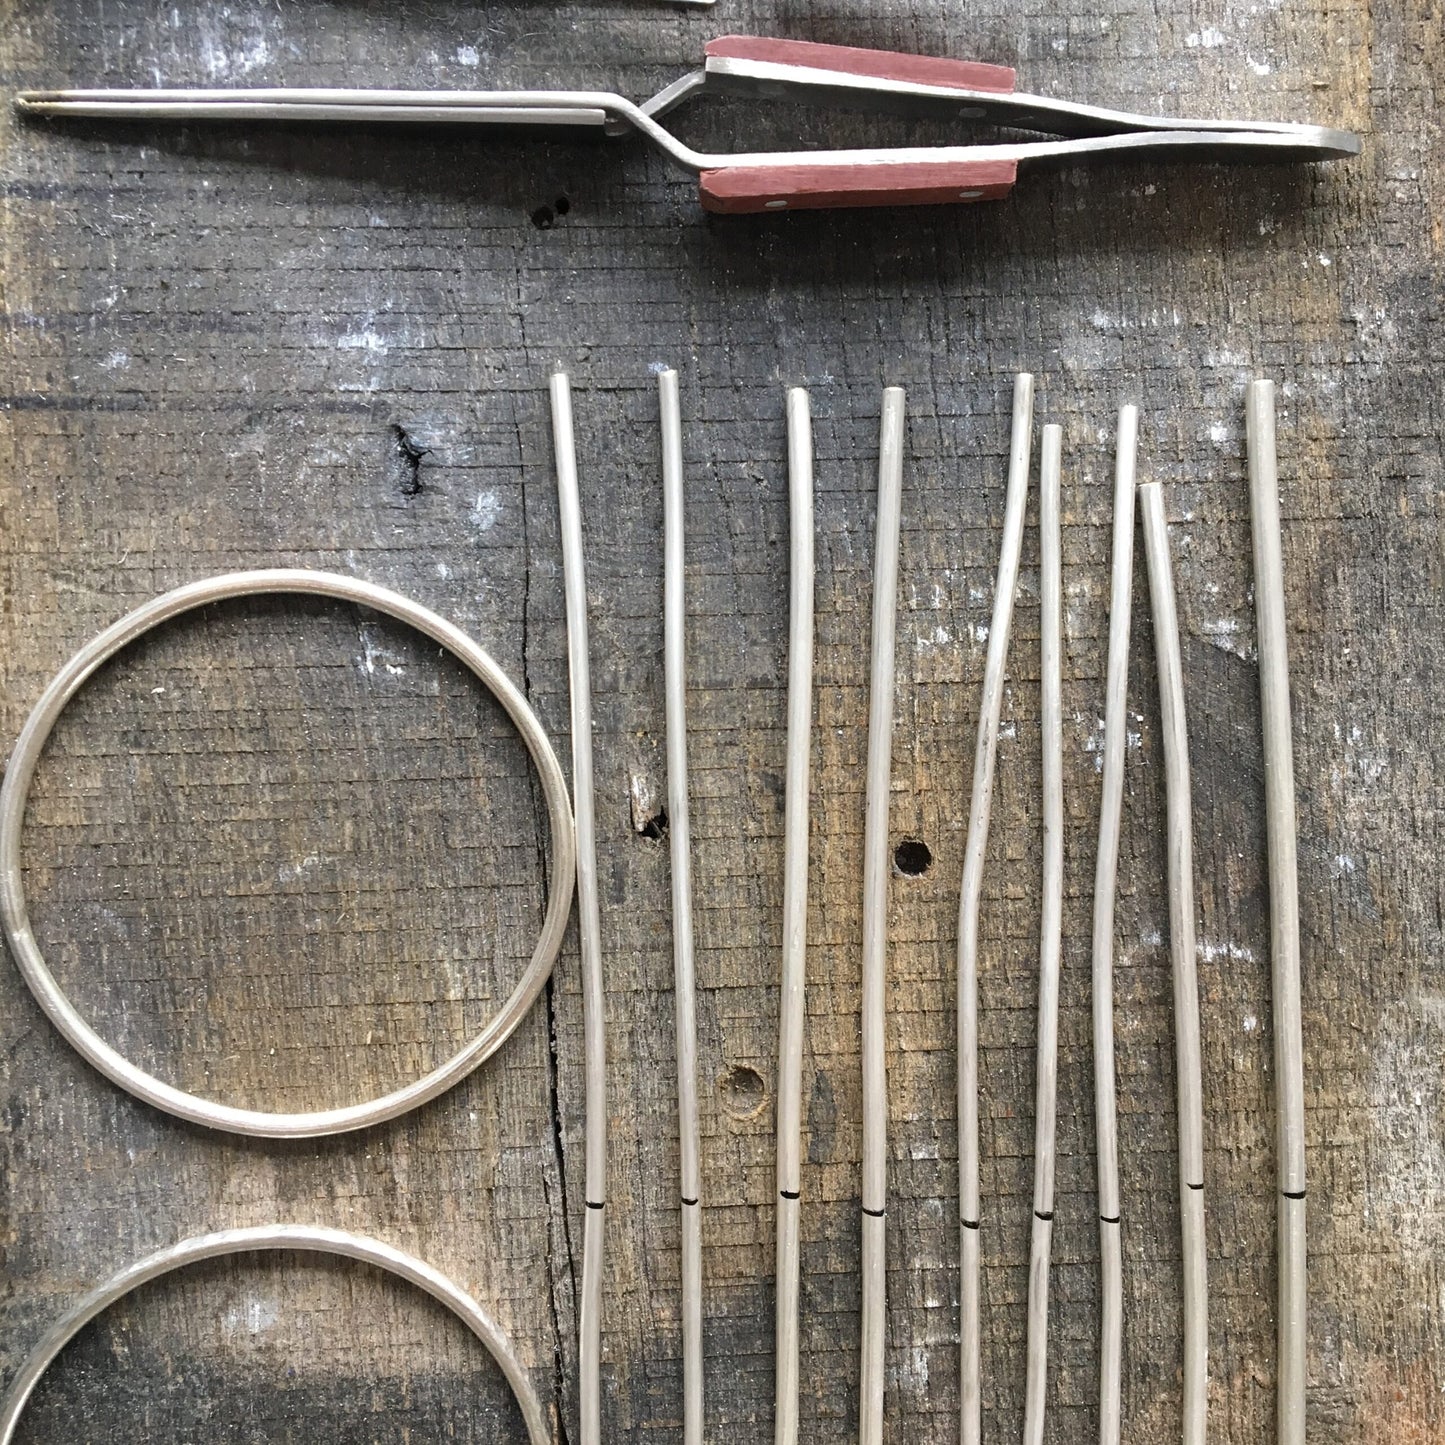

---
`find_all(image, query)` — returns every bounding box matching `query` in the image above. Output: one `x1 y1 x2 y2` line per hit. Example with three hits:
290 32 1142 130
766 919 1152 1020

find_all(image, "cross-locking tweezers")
17 35 1360 214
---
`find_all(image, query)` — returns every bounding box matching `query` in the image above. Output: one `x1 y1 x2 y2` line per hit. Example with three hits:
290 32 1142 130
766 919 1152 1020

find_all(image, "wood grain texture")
0 0 1437 1443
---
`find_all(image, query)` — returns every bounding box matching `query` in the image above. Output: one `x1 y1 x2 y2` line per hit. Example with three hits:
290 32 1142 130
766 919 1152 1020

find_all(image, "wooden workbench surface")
0 0 1436 1440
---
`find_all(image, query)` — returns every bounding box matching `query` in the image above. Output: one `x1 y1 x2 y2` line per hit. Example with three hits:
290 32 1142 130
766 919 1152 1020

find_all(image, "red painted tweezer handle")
696 37 1018 215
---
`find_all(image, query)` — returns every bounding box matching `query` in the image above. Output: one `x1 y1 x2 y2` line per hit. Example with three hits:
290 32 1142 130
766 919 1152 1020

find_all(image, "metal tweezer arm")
16 35 1361 214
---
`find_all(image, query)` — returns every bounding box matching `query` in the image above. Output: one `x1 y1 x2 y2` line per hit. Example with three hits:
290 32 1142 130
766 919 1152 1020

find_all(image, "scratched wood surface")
0 0 1437 1441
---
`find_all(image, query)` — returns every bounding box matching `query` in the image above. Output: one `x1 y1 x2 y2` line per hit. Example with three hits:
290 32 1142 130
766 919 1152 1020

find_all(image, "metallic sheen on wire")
0 1226 549 1444
0 569 576 1139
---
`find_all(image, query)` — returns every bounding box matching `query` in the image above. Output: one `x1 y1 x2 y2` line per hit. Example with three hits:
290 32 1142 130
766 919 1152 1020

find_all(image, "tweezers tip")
1312 125 1362 158
14 91 88 115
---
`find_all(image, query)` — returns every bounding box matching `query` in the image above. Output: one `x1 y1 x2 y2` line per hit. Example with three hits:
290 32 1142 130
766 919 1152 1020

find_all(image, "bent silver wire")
0 1225 550 1444
0 569 577 1139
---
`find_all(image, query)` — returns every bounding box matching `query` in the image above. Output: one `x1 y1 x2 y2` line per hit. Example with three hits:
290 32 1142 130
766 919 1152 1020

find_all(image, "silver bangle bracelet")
0 568 577 1139
0 1225 550 1444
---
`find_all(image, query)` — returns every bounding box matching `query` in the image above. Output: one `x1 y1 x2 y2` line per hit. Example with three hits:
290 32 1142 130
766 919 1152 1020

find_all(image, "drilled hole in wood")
893 839 933 877
718 1065 767 1120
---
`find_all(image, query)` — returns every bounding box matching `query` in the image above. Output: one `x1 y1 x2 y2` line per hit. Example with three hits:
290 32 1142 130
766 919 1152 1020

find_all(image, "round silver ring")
0 569 576 1138
0 1224 550 1444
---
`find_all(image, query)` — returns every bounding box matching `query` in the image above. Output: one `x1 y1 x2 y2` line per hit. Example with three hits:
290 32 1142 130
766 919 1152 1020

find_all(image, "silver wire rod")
1139 482 1207 1445
0 569 576 1140
550 373 608 1445
957 372 1034 1445
774 387 816 1445
1245 379 1306 1445
860 386 906 1445
1023 422 1065 1445
0 1226 548 1445
1094 406 1138 1445
660 366 704 1445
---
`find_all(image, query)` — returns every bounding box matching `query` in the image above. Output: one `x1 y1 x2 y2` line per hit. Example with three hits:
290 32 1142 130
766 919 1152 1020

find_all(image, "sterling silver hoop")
0 1225 550 1444
0 569 576 1139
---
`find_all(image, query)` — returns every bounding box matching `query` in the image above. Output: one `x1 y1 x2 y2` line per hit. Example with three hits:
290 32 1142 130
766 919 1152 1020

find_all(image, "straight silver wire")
860 386 906 1445
774 387 816 1445
1245 379 1306 1445
550 373 607 1445
1139 482 1207 1445
661 367 704 1445
958 372 1034 1445
1094 406 1138 1445
1023 423 1064 1445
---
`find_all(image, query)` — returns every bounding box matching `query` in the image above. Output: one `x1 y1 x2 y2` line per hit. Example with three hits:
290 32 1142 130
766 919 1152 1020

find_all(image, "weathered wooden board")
0 0 1438 1441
